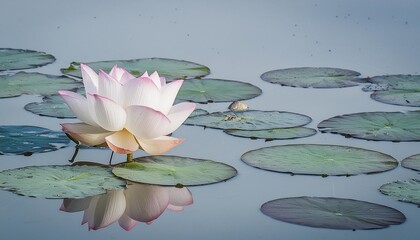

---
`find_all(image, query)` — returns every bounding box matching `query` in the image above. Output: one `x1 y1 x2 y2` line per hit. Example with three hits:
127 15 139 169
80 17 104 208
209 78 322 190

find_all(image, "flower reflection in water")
60 182 193 231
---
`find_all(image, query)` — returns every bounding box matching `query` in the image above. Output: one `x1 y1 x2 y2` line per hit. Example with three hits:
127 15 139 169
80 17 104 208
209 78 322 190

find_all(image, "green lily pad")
0 125 70 155
112 155 237 186
401 154 420 171
241 144 398 176
189 108 209 118
176 78 262 103
379 179 420 206
61 58 210 80
0 165 125 198
224 127 317 140
0 48 55 71
185 110 312 130
261 197 406 230
370 90 420 107
318 111 420 142
0 72 82 98
260 67 366 88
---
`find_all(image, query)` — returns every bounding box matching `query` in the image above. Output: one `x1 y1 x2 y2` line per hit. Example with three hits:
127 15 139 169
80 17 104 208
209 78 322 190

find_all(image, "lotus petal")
105 129 139 154
61 123 112 146
163 102 196 135
88 94 126 131
125 105 171 139
137 136 184 155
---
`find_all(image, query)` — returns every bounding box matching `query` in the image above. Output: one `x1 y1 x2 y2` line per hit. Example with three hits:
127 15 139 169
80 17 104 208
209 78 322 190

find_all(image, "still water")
1 0 419 239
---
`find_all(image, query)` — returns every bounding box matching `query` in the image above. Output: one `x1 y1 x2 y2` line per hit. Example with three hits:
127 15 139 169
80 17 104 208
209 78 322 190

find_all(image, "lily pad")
318 111 420 142
61 58 210 80
112 155 237 186
185 110 312 130
0 72 82 98
0 165 126 198
0 125 70 155
401 154 420 171
241 144 398 176
224 127 317 140
261 197 406 230
0 48 55 71
189 108 209 118
176 78 262 103
379 179 420 206
370 90 420 107
260 67 365 88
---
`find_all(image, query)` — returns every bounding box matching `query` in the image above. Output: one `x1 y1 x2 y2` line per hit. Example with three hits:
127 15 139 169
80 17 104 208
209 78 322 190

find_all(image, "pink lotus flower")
60 183 193 231
59 64 195 155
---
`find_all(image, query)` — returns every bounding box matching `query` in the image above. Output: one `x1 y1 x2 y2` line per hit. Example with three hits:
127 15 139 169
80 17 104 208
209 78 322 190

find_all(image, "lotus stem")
126 153 133 163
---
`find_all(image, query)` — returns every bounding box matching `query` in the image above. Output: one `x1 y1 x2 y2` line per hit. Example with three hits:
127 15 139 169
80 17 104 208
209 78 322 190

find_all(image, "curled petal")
61 123 112 146
81 64 99 94
118 213 138 231
125 106 171 140
158 80 183 114
163 102 196 135
60 197 92 212
167 187 193 208
58 90 99 127
88 94 127 132
122 77 160 109
98 69 123 105
137 136 184 155
105 130 139 154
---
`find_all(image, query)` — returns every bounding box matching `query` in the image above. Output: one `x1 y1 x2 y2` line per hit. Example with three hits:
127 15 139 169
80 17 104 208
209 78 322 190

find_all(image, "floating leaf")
241 144 397 176
401 154 420 171
260 67 365 88
318 111 420 142
0 48 55 71
380 179 420 206
0 125 70 155
0 165 126 198
261 197 405 230
189 108 209 118
185 110 311 130
176 78 261 103
370 90 420 107
224 127 317 140
61 58 210 80
0 72 82 98
112 155 237 186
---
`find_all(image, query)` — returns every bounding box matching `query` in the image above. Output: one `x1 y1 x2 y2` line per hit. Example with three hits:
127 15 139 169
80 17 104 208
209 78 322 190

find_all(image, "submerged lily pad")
61 58 210 80
189 108 209 118
261 197 405 230
379 179 420 206
401 154 420 171
176 78 262 103
0 125 70 155
241 144 397 176
185 110 312 130
318 111 420 142
0 72 82 98
260 67 365 88
0 165 126 198
112 155 237 186
224 127 317 140
0 48 55 71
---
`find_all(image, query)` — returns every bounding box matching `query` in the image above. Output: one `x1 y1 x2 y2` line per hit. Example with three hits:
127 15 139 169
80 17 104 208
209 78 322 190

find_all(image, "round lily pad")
401 154 420 171
0 125 70 155
112 155 237 186
261 197 406 230
0 72 83 98
379 179 420 206
371 90 420 107
61 58 210 80
318 111 420 142
241 144 398 176
260 67 366 88
0 48 55 71
224 127 317 141
0 165 126 198
176 78 262 103
185 110 312 130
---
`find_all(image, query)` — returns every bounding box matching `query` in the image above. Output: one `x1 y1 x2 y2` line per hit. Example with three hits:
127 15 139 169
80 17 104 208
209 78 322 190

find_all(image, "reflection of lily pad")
0 72 82 98
318 111 420 141
61 58 210 80
0 125 70 155
0 48 55 71
224 127 317 140
176 78 262 103
112 155 237 186
260 67 365 88
0 165 126 198
261 197 405 230
380 179 420 206
241 144 398 176
401 154 420 171
185 110 312 130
